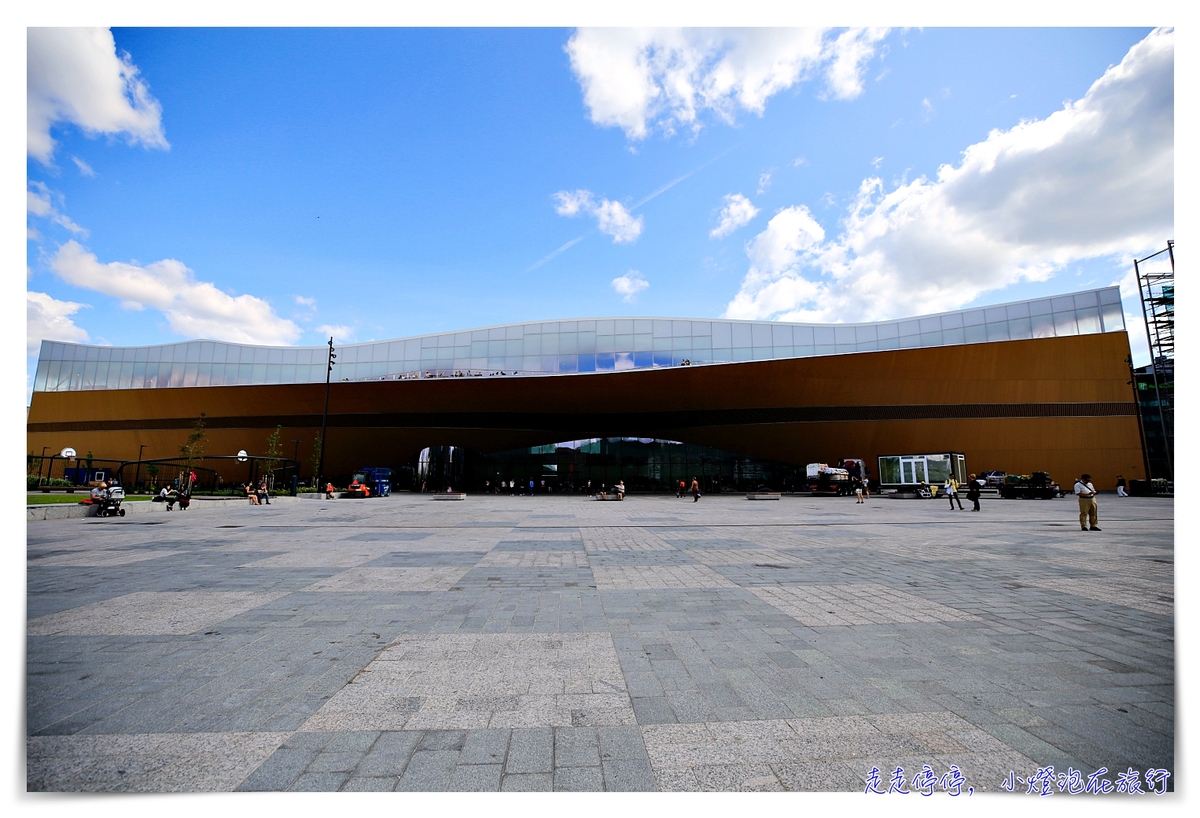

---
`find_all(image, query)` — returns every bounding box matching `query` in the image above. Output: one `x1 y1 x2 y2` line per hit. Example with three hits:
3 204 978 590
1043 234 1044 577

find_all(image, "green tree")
146 463 160 486
308 437 321 486
263 424 283 490
179 413 207 491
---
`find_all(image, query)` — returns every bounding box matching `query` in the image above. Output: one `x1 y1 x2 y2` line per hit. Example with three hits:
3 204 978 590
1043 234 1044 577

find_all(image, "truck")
344 467 393 498
999 471 1061 499
805 463 850 495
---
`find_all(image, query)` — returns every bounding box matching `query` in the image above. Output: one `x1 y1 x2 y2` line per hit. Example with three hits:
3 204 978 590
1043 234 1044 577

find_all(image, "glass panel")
1099 287 1122 305
963 324 986 344
814 327 835 345
984 307 1007 324
577 354 596 372
82 361 97 389
1007 317 1032 340
919 316 941 333
942 327 965 345
652 320 672 337
855 325 877 343
879 456 900 484
876 323 898 340
751 324 772 346
33 360 48 392
731 323 752 347
253 346 269 364
1073 292 1098 309
961 310 985 327
1053 311 1078 336
196 363 211 387
985 322 1009 342
182 362 198 388
1075 307 1101 334
712 322 732 347
926 455 951 484
596 334 614 353
1032 313 1055 338
1006 302 1030 319
1029 299 1052 315
1051 296 1075 313
1101 303 1124 332
834 326 855 345
920 331 944 347
898 320 920 336
652 336 672 352
577 331 596 352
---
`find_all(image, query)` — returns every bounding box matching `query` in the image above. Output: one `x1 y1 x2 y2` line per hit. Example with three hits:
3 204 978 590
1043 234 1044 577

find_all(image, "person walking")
1116 475 1128 497
854 478 864 504
944 476 963 509
1074 473 1100 531
966 473 981 512
691 477 701 503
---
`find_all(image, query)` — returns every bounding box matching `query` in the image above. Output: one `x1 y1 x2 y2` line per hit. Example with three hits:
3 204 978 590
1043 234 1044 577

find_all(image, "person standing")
691 477 701 503
1116 475 1128 497
966 473 981 512
944 476 963 510
1074 474 1100 531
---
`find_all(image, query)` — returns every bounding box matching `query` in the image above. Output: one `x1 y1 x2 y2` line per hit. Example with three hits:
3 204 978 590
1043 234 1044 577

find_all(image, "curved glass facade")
32 287 1125 393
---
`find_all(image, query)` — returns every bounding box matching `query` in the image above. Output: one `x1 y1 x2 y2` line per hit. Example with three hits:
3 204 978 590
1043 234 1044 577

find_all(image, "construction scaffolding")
1133 240 1173 478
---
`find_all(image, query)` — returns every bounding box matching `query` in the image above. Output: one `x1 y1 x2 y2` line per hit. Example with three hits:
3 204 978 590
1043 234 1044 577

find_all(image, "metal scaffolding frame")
1133 240 1173 477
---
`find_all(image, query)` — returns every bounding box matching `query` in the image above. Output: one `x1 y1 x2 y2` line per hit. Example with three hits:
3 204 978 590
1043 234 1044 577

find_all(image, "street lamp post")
316 337 336 490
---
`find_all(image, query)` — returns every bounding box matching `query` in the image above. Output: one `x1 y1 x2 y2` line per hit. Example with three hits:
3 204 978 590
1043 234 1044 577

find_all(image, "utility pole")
316 337 336 489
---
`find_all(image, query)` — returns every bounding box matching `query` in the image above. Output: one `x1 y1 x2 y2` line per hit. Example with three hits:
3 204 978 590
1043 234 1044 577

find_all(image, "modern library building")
27 285 1146 492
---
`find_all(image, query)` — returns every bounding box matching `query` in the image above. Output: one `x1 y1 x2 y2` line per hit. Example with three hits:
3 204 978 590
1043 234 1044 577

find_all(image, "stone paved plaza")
26 492 1174 792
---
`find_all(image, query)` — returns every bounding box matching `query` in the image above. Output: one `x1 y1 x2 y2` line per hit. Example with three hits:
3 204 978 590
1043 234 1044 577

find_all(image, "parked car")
979 470 1006 487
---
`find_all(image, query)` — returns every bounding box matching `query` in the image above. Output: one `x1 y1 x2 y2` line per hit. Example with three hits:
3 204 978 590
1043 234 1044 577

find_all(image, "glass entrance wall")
33 287 1125 393
451 438 805 494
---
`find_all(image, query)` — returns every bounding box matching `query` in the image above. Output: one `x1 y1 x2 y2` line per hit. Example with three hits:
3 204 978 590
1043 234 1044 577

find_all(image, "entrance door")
900 456 927 484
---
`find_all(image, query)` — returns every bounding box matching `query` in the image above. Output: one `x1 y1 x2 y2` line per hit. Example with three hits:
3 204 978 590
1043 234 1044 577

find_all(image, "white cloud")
49 240 301 345
294 295 317 307
710 193 760 239
28 182 88 236
28 291 89 355
566 28 888 140
611 270 649 302
724 28 1173 325
316 324 355 342
822 28 890 100
71 156 96 177
28 27 168 164
553 189 643 243
757 171 773 194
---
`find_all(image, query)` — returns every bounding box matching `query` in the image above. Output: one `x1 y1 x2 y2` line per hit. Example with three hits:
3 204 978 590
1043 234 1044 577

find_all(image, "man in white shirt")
1074 473 1100 531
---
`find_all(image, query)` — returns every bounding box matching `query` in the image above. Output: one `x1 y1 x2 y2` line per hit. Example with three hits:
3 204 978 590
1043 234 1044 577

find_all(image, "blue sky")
26 26 1172 386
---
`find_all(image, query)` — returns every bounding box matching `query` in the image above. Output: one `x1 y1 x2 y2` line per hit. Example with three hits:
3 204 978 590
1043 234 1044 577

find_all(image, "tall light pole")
316 337 336 489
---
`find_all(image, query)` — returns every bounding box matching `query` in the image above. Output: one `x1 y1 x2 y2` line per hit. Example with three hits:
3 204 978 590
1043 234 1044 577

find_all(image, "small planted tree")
308 437 321 487
263 424 283 491
146 462 159 487
179 413 207 492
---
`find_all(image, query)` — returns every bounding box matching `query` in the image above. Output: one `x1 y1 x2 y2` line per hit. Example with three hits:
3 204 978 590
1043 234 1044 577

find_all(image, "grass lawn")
27 494 153 506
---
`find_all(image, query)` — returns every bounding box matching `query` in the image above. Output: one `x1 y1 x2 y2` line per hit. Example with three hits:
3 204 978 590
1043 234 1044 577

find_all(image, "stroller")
98 486 126 517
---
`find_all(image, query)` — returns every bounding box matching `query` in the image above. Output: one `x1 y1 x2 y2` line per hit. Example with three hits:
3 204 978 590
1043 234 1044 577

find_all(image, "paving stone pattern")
27 493 1173 792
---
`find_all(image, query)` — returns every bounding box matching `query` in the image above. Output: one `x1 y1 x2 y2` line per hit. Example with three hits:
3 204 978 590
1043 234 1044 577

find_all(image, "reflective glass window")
578 354 596 372
187 343 202 363
1006 302 1030 320
560 333 579 354
634 319 652 333
577 331 596 351
814 327 835 345
898 320 920 336
919 317 941 334
1051 296 1075 313
1099 287 1122 305
597 320 615 335
1101 303 1124 332
919 331 944 347
135 346 149 362
505 339 522 356
253 346 269 364
855 325 878 344
81 361 96 389
1029 299 1052 316
732 348 752 362
942 327 965 345
1032 313 1055 338
633 332 652 350
963 324 986 344
1007 317 1032 340
814 344 837 355
561 321 578 332
652 336 672 352
751 324 772 347
961 311 985 327
711 347 732 362
86 346 100 362
34 361 48 392
615 352 635 370
595 352 615 370
1075 307 1101 334
652 352 673 367
772 325 791 345
98 347 112 363
711 322 732 347
268 347 284 365
834 326 856 345
940 312 963 329
793 326 814 345
182 363 198 388
1073 292 1099 309
690 321 711 336
595 334 615 353
730 323 751 347
985 322 1009 342
578 320 595 332
558 355 578 372
1053 311 1078 336
984 307 1007 324
672 336 692 351
652 320 671 337
616 319 634 334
